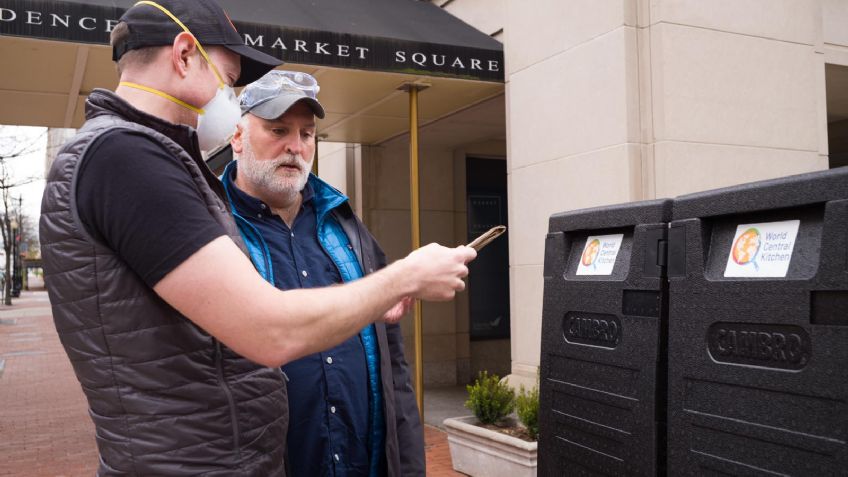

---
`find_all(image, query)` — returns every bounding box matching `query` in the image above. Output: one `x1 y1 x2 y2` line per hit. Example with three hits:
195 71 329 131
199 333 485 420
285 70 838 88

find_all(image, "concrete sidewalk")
0 290 466 476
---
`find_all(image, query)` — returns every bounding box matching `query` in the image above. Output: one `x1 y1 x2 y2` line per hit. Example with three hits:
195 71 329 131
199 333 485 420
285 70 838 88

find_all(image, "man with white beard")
222 70 425 477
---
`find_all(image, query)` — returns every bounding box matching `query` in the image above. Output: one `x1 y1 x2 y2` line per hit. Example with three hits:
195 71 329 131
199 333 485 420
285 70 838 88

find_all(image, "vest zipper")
215 340 242 459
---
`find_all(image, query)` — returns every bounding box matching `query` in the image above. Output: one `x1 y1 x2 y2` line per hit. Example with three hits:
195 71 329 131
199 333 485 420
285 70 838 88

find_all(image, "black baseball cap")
112 0 282 86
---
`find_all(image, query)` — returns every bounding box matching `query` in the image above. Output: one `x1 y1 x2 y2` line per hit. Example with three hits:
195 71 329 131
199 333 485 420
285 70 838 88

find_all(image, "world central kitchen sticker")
724 220 800 278
576 234 623 276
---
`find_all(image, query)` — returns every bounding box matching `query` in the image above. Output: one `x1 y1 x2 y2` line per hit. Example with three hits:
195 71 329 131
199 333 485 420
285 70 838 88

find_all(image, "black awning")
0 0 504 81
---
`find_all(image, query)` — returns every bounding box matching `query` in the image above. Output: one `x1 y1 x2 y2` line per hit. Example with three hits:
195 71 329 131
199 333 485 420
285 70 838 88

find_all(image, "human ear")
231 122 244 154
171 32 198 79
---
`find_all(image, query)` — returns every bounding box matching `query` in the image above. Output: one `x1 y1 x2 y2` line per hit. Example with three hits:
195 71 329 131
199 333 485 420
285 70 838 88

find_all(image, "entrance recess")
1 0 505 417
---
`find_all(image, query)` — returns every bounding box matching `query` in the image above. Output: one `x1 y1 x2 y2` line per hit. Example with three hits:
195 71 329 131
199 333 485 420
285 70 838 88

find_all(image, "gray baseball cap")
239 70 325 120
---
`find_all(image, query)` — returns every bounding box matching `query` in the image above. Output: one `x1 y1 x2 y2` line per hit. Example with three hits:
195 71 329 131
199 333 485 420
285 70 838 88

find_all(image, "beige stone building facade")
315 0 848 390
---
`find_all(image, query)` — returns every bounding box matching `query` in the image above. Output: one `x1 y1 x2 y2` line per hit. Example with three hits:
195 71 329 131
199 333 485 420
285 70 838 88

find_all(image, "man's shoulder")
79 128 183 177
75 128 197 202
86 128 171 157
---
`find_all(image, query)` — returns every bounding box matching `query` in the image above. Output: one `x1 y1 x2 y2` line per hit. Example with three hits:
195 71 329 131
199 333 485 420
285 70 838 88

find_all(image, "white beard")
237 131 311 202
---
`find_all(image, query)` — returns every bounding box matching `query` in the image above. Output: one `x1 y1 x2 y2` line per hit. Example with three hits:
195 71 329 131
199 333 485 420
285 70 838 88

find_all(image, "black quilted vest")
39 90 287 476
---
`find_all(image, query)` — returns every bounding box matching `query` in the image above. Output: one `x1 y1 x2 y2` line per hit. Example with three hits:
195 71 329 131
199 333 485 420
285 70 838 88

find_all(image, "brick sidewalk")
425 425 465 476
0 291 98 477
0 290 464 476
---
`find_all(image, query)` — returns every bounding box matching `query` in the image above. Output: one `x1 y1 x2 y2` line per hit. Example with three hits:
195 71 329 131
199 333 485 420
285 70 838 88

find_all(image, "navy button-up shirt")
227 172 371 477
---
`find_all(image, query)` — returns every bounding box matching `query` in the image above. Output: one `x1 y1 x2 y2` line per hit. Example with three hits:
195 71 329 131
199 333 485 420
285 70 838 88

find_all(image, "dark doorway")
826 64 848 168
466 157 510 341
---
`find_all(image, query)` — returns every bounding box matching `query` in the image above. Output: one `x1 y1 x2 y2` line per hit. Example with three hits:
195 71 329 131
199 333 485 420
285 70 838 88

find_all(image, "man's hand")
382 296 414 324
400 244 477 301
155 238 476 368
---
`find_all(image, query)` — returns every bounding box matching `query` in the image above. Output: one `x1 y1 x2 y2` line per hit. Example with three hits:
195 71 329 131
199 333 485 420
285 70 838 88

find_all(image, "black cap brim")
226 43 283 87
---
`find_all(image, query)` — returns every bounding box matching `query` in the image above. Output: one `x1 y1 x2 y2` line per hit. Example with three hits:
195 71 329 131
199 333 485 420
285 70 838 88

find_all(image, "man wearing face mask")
39 1 476 475
221 71 424 476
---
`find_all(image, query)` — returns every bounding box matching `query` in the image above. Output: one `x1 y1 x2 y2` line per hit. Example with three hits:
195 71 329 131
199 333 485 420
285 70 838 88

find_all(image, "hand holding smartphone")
467 225 506 251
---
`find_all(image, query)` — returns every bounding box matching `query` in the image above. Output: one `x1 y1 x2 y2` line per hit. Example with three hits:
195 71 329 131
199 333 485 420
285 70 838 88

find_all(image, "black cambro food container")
538 199 672 476
666 169 848 475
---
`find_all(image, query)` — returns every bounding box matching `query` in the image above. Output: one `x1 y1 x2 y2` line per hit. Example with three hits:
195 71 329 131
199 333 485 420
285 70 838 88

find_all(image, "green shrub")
515 383 539 440
464 371 515 425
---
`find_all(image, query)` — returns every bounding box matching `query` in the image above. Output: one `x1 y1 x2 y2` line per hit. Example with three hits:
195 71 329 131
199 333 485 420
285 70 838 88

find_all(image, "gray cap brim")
245 94 325 120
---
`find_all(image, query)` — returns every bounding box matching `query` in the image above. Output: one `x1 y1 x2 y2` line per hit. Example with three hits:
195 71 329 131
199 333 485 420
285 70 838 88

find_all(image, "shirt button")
326 356 333 364
260 203 267 209
330 406 336 413
291 232 295 237
301 270 308 277
334 454 340 462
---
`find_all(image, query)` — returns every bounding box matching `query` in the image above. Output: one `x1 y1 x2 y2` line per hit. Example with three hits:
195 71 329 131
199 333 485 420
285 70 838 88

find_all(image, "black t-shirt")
76 130 226 287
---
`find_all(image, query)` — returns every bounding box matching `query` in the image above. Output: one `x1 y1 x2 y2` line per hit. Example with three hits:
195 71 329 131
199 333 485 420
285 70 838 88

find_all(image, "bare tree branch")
0 128 46 161
0 126 46 305
0 175 40 189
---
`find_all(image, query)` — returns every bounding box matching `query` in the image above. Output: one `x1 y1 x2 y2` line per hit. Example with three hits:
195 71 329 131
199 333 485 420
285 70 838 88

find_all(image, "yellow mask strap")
119 81 205 114
134 0 227 88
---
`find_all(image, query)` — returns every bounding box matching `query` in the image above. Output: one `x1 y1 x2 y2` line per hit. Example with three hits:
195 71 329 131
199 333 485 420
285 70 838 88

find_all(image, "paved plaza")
0 288 464 476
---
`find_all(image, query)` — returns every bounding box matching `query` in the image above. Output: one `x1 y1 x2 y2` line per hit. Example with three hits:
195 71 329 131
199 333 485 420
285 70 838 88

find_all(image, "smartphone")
467 225 507 251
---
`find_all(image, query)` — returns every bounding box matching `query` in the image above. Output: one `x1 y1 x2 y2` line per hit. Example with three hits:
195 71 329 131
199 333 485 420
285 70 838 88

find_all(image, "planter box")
443 416 537 477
